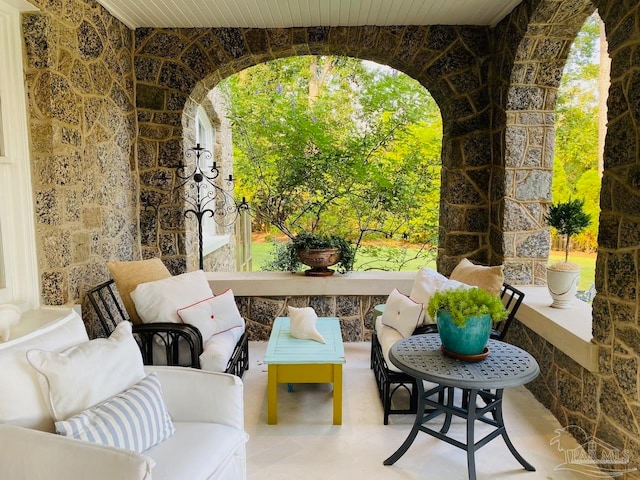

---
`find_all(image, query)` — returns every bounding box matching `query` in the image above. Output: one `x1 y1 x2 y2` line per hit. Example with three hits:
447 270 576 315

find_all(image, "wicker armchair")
87 279 249 377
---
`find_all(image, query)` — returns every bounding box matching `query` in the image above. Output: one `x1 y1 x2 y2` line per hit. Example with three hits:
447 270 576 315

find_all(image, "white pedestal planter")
546 267 580 309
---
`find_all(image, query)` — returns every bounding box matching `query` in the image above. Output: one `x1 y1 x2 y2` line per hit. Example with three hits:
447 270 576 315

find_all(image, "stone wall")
492 0 595 286
237 294 387 342
495 0 640 471
22 0 137 305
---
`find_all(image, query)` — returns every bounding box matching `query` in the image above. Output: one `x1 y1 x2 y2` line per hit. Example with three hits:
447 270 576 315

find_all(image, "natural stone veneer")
238 294 388 342
23 0 137 305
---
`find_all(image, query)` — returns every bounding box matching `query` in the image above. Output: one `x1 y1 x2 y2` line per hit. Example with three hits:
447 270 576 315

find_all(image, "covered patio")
2 0 640 475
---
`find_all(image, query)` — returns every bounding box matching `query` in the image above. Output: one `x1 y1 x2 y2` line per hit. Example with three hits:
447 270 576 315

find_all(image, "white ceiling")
97 0 524 30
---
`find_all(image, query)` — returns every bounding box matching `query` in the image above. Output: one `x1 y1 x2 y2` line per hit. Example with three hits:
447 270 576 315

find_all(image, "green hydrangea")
427 287 507 327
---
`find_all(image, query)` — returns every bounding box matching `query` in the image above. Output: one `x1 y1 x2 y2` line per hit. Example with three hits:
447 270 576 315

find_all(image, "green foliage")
427 288 507 327
220 55 441 270
545 198 591 262
263 232 355 273
553 12 602 252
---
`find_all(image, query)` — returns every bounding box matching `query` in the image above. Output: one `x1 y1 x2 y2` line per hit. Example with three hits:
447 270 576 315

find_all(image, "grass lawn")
250 241 596 291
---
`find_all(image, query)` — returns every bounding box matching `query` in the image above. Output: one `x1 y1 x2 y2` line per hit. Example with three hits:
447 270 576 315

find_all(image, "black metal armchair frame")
371 283 524 424
87 279 249 378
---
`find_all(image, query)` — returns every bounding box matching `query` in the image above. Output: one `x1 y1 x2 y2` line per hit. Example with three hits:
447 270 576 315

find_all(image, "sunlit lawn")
250 242 596 291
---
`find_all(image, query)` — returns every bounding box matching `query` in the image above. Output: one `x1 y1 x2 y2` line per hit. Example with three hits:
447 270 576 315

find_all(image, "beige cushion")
107 259 171 324
26 322 145 421
449 258 504 296
288 306 325 344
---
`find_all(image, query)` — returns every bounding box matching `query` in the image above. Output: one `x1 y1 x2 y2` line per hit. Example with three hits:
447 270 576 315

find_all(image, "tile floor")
243 341 603 480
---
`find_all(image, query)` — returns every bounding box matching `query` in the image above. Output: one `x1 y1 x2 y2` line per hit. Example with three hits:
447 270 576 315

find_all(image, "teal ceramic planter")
436 310 492 355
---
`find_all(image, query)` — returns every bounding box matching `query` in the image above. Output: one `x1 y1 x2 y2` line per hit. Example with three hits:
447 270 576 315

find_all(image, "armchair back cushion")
27 321 145 421
450 258 504 296
130 270 213 324
107 259 172 324
0 311 88 431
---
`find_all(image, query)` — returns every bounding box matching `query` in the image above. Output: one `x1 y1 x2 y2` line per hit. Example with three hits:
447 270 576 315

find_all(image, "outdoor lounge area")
2 0 640 478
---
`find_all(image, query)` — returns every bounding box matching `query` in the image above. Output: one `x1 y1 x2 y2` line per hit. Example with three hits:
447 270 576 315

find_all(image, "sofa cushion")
131 270 213 324
0 311 88 431
177 289 244 340
199 326 245 373
56 373 174 453
375 316 404 373
107 258 172 324
381 289 423 338
145 422 248 480
27 321 145 421
450 258 504 296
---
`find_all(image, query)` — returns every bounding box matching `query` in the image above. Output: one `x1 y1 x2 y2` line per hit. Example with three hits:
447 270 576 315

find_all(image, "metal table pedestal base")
384 382 535 480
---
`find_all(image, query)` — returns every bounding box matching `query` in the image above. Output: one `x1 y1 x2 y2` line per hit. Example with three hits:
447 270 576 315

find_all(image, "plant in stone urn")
267 232 355 276
545 198 591 308
427 287 507 358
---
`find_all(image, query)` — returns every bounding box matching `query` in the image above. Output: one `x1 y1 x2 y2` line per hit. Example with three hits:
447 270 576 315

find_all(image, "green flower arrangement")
427 287 507 327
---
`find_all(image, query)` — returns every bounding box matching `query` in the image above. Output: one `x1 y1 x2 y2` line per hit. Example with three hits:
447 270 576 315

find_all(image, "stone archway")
134 25 496 274
494 0 596 285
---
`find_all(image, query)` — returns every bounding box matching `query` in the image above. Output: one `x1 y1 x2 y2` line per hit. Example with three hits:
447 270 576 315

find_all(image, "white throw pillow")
288 306 325 344
381 288 424 338
56 373 174 453
409 268 448 325
0 311 88 432
177 289 245 341
27 321 145 421
130 270 213 324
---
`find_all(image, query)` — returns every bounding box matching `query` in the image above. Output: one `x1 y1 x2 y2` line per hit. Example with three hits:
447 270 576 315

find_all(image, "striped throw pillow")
55 373 174 453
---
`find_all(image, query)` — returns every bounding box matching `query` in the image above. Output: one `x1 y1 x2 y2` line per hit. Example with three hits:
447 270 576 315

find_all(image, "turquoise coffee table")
264 317 345 425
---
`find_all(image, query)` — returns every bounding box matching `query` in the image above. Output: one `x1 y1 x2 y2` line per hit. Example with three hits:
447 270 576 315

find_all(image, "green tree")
553 12 601 251
220 56 442 269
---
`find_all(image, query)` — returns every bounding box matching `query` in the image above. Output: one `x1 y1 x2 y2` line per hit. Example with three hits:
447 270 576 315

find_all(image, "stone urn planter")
546 263 581 309
297 248 341 276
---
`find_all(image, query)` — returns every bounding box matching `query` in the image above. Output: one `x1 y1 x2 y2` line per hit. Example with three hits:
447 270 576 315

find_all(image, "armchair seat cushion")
146 422 248 480
375 315 404 373
200 325 245 373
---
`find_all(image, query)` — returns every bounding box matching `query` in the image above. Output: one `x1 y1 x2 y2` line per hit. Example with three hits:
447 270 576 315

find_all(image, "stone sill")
206 271 415 297
210 272 599 371
516 286 598 373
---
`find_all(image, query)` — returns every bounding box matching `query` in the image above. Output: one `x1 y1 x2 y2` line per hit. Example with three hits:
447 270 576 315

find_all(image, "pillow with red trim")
176 289 244 341
381 288 424 338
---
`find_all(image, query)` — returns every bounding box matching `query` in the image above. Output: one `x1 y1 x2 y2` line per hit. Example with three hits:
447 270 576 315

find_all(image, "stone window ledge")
207 272 598 371
516 286 598 372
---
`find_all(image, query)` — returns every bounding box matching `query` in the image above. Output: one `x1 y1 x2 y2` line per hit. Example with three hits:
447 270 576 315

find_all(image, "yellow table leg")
333 364 343 425
268 364 278 425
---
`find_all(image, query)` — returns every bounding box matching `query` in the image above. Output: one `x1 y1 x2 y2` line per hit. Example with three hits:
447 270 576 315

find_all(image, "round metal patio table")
383 334 540 480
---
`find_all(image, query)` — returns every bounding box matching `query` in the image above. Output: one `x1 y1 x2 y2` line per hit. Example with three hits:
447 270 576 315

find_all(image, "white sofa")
0 309 248 480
